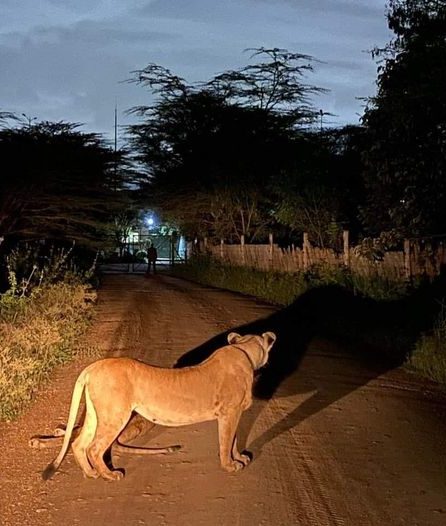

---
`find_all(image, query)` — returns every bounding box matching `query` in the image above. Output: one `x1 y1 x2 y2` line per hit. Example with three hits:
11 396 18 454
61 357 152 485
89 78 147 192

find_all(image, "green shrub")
5 241 98 296
349 272 412 301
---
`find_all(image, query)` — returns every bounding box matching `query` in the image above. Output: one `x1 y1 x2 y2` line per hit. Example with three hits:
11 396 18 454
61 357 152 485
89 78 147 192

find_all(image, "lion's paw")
28 437 41 449
223 460 246 473
104 469 125 482
53 426 66 437
237 453 251 466
82 469 100 480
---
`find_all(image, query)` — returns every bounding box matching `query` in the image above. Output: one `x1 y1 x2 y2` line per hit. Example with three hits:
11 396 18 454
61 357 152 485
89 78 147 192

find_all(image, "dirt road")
1 273 446 526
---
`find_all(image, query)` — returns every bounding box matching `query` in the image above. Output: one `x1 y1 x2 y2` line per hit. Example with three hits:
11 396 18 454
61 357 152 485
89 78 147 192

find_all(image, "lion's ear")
262 332 277 351
227 332 241 344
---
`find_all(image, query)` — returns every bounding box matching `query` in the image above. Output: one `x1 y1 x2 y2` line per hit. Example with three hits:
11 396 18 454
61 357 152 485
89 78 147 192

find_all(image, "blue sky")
0 0 391 143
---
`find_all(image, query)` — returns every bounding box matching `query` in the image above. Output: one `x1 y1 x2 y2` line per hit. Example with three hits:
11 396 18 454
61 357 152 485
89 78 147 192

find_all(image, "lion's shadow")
175 275 446 459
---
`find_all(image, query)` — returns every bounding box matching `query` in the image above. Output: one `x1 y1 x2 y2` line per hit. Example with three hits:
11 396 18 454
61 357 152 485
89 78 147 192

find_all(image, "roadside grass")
0 242 100 421
408 305 446 385
171 256 446 386
172 256 307 305
0 281 97 421
171 255 409 304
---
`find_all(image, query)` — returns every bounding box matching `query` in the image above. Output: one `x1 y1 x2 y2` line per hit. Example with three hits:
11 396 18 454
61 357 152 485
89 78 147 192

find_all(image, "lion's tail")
42 367 89 481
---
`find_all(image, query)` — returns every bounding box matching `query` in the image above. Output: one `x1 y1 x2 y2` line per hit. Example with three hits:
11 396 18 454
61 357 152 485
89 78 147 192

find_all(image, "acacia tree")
0 121 130 247
127 48 322 241
207 47 325 124
361 0 446 237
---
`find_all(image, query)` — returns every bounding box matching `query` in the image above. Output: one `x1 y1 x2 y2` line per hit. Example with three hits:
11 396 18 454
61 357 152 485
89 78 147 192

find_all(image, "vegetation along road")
1 273 446 526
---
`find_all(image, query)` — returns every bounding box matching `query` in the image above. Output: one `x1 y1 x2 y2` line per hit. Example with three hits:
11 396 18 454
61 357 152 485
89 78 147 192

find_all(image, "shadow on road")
175 274 446 459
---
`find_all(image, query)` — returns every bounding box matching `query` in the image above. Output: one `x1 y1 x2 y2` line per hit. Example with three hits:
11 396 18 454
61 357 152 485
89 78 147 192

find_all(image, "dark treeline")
1 0 446 258
125 49 365 249
0 119 139 289
0 121 124 244
124 0 446 250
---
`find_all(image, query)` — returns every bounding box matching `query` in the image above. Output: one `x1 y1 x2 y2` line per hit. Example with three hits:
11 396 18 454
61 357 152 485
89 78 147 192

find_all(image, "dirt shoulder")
1 273 446 526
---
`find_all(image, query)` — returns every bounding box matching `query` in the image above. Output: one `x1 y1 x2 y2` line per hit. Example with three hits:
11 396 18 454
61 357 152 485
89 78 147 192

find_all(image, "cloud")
0 0 391 136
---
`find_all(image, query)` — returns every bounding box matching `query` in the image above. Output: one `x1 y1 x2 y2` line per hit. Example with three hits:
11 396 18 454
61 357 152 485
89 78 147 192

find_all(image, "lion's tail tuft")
42 462 57 481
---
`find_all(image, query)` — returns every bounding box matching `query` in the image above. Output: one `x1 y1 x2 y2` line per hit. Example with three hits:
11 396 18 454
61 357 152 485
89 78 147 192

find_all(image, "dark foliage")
361 0 446 237
0 121 130 246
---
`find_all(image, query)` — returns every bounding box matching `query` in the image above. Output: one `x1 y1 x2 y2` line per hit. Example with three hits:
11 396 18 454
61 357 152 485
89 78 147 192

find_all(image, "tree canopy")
127 48 329 242
0 121 130 247
361 0 446 238
273 126 365 247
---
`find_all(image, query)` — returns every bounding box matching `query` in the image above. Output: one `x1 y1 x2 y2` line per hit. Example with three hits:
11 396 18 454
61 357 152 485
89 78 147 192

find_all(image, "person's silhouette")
146 243 158 274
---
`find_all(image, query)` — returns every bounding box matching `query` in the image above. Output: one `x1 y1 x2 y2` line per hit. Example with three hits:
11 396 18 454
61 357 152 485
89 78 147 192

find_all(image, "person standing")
146 242 158 274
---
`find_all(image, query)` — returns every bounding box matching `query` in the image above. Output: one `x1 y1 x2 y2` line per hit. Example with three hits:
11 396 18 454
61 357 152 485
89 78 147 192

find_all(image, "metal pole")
114 103 118 153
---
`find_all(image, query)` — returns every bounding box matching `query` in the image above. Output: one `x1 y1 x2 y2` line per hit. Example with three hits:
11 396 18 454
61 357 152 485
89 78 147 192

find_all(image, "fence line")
201 232 446 281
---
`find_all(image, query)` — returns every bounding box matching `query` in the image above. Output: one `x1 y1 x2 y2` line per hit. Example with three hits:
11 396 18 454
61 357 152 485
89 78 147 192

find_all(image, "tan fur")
42 331 276 481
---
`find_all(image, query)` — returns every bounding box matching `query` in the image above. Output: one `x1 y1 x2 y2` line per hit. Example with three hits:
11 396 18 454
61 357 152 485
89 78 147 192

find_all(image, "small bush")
409 305 446 385
5 241 98 296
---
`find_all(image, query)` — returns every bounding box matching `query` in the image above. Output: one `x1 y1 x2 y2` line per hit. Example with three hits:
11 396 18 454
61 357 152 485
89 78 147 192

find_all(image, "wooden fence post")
241 234 246 265
440 241 446 268
170 236 175 267
303 232 310 269
404 239 411 279
269 233 274 269
343 230 350 267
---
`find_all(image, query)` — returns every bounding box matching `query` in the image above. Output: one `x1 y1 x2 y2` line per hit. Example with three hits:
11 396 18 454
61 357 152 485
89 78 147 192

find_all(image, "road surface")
1 273 445 526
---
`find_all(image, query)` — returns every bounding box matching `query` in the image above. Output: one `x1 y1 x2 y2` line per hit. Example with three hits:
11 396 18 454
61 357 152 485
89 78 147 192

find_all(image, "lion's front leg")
217 410 247 472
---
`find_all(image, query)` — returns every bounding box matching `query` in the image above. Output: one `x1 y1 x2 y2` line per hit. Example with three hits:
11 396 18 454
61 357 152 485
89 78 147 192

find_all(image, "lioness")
43 331 276 481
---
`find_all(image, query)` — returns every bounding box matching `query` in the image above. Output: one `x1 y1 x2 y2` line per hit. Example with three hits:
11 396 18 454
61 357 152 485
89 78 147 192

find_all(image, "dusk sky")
1 0 392 144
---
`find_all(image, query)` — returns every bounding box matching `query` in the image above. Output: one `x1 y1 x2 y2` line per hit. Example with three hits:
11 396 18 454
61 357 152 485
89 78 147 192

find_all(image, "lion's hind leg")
29 424 82 450
114 415 181 455
117 413 156 444
87 413 130 481
71 389 99 479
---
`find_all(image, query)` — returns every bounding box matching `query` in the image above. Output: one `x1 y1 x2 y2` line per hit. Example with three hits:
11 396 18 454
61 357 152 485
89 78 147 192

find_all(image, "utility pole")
114 102 118 153
319 109 323 132
113 103 118 191
22 113 37 127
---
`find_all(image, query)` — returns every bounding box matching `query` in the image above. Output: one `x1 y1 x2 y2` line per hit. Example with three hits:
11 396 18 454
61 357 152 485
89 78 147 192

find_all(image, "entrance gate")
101 234 187 274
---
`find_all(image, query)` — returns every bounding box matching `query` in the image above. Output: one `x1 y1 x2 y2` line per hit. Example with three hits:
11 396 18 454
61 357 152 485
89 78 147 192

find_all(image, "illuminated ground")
1 274 445 525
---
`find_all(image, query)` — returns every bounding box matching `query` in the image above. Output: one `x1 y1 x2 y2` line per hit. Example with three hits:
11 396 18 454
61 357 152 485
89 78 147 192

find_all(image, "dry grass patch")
0 282 96 421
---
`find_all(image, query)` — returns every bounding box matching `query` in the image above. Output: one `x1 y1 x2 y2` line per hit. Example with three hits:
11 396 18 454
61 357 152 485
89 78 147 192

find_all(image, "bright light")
147 216 154 227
